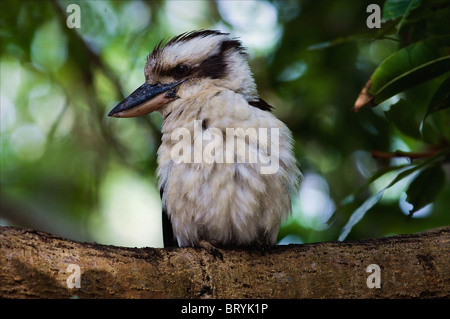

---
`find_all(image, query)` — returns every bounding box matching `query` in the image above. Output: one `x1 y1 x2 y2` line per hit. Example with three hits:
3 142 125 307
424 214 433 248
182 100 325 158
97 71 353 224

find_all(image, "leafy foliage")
406 164 446 215
320 0 450 240
367 35 450 106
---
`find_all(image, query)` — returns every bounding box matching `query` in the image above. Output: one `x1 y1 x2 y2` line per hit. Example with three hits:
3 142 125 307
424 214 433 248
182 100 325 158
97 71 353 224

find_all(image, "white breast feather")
157 88 300 247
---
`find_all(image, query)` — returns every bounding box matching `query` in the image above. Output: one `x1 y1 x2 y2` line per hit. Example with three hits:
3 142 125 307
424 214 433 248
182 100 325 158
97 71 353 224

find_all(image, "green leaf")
424 76 450 119
385 98 421 139
328 162 413 225
405 165 446 214
425 108 450 142
337 163 421 241
338 189 385 241
337 148 450 240
369 35 450 105
382 0 421 22
338 162 425 241
390 0 421 34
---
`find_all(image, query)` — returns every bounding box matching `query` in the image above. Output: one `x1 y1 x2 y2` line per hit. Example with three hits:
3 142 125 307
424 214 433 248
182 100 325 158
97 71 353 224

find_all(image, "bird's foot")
260 244 272 256
198 240 223 260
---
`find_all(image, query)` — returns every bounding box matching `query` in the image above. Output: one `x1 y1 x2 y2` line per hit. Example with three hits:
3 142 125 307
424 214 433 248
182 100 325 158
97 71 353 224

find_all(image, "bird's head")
108 30 257 118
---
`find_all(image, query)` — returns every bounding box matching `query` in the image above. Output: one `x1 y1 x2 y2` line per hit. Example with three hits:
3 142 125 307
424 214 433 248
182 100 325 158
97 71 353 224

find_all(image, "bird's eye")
173 64 190 78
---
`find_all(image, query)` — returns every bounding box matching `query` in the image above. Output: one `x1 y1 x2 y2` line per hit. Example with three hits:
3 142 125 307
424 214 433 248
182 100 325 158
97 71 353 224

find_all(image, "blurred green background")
1 0 449 248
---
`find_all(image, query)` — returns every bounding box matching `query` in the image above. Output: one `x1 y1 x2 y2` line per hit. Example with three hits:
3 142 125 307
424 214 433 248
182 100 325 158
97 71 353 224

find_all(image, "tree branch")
0 226 449 298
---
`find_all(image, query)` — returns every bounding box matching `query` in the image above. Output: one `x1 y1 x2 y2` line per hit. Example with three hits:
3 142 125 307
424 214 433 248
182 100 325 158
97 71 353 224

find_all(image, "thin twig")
371 149 444 160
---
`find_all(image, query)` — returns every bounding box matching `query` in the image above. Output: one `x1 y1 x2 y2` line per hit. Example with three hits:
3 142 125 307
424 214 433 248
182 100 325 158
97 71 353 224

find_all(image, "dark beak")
108 80 184 118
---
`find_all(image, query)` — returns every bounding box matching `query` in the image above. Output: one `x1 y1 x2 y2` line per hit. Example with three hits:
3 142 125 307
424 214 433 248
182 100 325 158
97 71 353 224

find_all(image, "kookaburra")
109 30 300 255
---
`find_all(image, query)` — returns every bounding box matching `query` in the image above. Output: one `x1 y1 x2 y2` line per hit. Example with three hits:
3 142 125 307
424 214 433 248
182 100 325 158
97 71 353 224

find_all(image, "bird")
108 30 301 256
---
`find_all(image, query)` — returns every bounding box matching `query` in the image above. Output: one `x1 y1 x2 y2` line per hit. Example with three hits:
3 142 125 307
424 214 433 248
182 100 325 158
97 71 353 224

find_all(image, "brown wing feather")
249 98 273 112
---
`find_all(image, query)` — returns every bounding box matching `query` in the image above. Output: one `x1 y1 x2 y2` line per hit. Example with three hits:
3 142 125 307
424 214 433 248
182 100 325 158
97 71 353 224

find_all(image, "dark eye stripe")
195 52 227 79
194 40 246 79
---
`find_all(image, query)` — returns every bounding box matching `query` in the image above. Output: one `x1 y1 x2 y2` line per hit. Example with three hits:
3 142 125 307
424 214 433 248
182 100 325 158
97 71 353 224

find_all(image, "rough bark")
0 225 449 299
